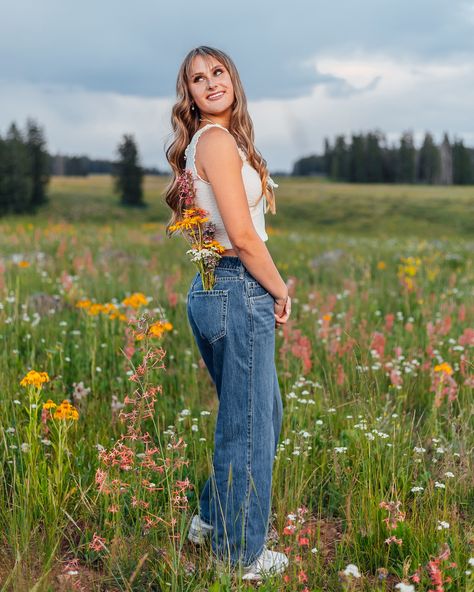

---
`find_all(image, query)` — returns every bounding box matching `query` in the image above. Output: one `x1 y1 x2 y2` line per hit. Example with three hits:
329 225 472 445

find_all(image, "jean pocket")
189 289 228 344
247 281 273 300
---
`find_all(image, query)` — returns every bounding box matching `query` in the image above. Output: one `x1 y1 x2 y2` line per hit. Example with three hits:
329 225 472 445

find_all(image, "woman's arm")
197 127 288 302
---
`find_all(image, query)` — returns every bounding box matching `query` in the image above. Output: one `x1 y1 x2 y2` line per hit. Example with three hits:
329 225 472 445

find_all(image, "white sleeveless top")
183 123 277 250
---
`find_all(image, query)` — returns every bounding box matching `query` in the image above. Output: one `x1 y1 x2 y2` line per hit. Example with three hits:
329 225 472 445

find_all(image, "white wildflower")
395 583 415 592
343 564 361 578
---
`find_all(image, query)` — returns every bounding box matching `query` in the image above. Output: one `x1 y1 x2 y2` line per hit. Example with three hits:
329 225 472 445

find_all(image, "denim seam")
248 292 273 301
211 292 228 344
242 283 254 564
192 290 228 296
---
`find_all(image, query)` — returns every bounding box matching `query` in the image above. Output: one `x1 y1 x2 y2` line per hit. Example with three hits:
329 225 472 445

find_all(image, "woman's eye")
194 68 223 83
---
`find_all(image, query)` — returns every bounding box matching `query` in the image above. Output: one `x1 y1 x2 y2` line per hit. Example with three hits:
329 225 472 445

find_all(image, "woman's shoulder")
185 123 230 159
191 123 230 144
198 124 245 155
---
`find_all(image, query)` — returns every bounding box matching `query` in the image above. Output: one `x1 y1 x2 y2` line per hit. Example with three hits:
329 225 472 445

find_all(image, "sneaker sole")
214 557 288 581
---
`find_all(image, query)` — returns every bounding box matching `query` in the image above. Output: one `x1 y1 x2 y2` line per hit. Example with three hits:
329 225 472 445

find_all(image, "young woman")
164 46 292 581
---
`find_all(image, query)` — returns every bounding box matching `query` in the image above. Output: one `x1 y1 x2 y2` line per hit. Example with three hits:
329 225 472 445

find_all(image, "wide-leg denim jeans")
186 256 283 567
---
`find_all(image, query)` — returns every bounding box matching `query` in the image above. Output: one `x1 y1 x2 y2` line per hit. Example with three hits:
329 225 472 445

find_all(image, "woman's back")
184 123 268 250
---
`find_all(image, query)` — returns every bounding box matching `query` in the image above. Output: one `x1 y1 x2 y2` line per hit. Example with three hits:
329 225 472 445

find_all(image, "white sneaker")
187 515 280 546
187 514 214 544
215 546 289 581
241 546 288 581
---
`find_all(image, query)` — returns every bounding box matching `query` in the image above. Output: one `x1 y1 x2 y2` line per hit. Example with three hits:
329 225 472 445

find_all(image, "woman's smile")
207 91 225 101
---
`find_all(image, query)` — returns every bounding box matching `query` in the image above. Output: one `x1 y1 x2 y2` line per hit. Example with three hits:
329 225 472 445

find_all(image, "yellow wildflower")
102 303 119 315
148 321 173 338
377 261 386 270
43 399 57 410
434 362 453 376
76 299 92 309
169 216 208 232
18 260 30 268
204 240 226 254
53 401 79 420
122 292 148 308
88 303 106 316
20 370 50 388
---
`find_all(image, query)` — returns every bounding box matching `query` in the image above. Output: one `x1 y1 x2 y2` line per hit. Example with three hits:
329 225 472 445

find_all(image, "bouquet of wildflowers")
169 169 226 290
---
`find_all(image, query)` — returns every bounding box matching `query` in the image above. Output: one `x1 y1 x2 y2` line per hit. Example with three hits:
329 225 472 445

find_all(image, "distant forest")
293 130 474 184
49 153 161 176
2 118 474 190
0 118 151 215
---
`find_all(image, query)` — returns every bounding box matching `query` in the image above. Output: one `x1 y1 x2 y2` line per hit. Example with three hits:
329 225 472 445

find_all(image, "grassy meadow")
0 174 473 591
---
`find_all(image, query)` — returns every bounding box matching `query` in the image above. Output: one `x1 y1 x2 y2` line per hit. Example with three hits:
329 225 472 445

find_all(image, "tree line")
0 120 50 215
0 119 146 215
50 153 161 176
293 131 474 184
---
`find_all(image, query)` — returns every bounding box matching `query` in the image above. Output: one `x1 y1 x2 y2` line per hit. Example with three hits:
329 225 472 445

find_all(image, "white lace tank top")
183 123 277 250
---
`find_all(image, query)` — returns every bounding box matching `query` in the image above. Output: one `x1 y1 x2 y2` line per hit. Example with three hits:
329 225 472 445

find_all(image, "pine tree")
0 134 8 215
452 138 472 184
25 117 50 208
3 123 32 214
417 132 440 184
350 134 366 182
323 137 332 177
398 131 416 183
331 135 349 181
113 134 145 207
366 131 384 182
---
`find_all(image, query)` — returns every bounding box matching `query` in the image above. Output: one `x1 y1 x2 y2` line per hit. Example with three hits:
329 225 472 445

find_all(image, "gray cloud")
0 0 473 100
0 0 473 171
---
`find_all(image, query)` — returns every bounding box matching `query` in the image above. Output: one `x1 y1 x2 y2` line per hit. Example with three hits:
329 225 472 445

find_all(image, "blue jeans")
186 256 283 567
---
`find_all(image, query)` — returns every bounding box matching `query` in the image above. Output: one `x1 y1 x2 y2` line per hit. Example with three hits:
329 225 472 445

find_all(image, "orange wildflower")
434 362 454 376
20 370 50 388
122 292 148 309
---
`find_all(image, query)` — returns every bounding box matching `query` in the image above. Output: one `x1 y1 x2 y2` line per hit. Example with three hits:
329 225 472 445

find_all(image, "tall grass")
0 176 473 591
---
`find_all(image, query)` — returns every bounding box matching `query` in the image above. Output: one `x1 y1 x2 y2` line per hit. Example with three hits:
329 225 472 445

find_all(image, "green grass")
0 175 473 591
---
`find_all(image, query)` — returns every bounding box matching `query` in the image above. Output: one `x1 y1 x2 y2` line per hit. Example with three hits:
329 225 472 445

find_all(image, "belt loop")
238 260 244 279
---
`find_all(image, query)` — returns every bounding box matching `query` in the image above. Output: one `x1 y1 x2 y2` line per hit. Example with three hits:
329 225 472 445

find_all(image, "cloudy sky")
1 0 473 172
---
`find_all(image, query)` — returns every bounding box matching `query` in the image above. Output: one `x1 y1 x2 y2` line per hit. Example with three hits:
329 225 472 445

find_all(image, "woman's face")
188 55 235 120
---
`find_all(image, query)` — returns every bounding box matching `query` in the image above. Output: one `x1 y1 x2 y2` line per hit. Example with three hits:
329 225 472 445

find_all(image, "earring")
191 102 195 111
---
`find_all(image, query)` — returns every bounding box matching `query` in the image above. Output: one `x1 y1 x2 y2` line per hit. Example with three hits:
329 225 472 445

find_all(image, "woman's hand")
274 296 291 327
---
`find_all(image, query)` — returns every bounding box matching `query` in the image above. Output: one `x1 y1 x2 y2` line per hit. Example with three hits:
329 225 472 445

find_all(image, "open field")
0 175 473 591
40 175 474 236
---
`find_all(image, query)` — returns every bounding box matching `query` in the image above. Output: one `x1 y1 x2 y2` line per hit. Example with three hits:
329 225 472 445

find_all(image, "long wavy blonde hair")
163 45 277 238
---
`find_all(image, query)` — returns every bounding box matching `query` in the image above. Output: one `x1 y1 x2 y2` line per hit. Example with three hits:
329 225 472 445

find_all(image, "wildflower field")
0 175 473 591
